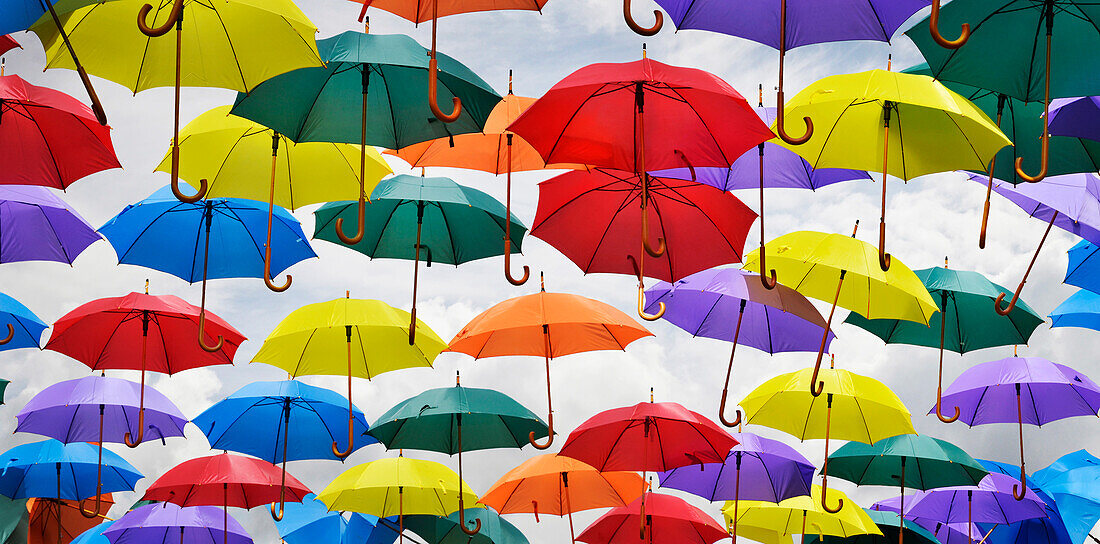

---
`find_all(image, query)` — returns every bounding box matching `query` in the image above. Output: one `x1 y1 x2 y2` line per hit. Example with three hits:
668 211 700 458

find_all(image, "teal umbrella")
368 374 548 536
844 262 1043 422
314 174 526 343
803 510 940 544
404 508 528 544
0 379 7 405
231 30 500 245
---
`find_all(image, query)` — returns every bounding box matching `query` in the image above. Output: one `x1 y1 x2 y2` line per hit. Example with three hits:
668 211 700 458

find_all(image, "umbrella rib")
812 100 860 168
206 127 255 192
658 181 744 259
368 200 403 257
188 204 206 283
541 83 621 164
577 177 642 274
645 191 674 280
863 0 890 42
293 64 344 142
112 203 183 268
35 203 79 264
940 111 987 174
435 201 462 265
850 396 874 444
373 66 402 150
222 203 273 276
291 328 318 377
25 105 67 187
666 85 733 165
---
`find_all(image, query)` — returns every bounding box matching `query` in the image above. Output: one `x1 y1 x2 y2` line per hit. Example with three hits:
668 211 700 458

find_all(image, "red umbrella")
0 35 21 57
0 74 119 189
576 493 728 544
45 287 245 447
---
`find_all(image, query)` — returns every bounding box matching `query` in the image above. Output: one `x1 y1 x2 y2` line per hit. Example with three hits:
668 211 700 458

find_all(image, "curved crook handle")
459 509 482 536
197 312 224 353
775 94 813 145
529 418 553 449
878 221 892 272
1013 138 1049 183
623 0 662 36
718 394 742 428
809 355 826 397
78 495 101 518
264 252 291 292
123 410 145 448
637 284 665 321
929 0 970 49
674 150 696 182
0 324 13 345
137 0 183 37
504 241 530 286
335 197 366 245
1013 472 1028 501
758 249 778 290
936 397 960 423
428 55 461 123
172 177 207 204
332 419 354 459
820 485 844 514
994 291 1019 317
270 501 284 521
640 208 666 258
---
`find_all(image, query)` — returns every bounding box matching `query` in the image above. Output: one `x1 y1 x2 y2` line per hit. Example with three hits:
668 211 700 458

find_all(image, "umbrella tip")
508 69 513 94
642 43 647 59
758 83 763 108
346 290 350 298
364 15 369 33
540 271 545 292
829 353 835 368
144 279 149 294
944 256 949 268
650 386 654 402
887 53 892 71
456 370 460 386
1 58 4 77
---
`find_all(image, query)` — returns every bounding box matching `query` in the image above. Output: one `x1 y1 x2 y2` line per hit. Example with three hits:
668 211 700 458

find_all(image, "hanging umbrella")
1050 289 1100 331
643 268 834 426
1065 240 1100 294
895 474 1047 529
843 262 1043 422
275 494 398 544
1048 96 1100 142
314 173 527 342
975 459 1073 544
0 290 47 351
99 186 316 350
252 296 444 459
577 493 727 544
907 0 1100 182
740 364 916 513
27 495 112 544
776 69 1010 271
367 375 548 534
742 225 938 395
1032 452 1100 544
230 30 499 246
15 375 187 515
31 0 323 203
44 289 244 446
0 186 100 264
803 510 941 544
153 106 390 291
192 380 374 520
723 485 882 539
446 278 652 448
105 503 252 544
938 356 1100 500
0 35 17 57
405 508 528 544
0 379 7 404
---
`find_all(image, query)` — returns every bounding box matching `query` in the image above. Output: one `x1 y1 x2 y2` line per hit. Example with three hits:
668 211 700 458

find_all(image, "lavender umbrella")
0 186 100 264
1048 97 1100 142
873 498 991 544
937 356 1100 501
895 474 1046 529
644 268 833 427
105 503 253 544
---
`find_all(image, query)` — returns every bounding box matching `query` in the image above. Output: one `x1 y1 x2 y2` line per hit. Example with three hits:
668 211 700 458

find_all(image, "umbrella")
742 224 938 394
975 460 1072 544
1050 289 1100 331
314 173 527 342
142 453 309 544
803 510 940 544
843 262 1043 422
1048 96 1100 142
32 0 323 203
578 493 726 544
643 268 834 426
1032 451 1100 544
192 380 375 520
0 290 47 351
45 289 244 446
105 503 252 544
1065 240 1100 294
0 379 7 404
15 375 187 515
939 356 1100 499
0 35 17 57
446 278 652 448
99 186 316 350
154 106 390 292
480 454 646 543
69 519 111 544
0 76 118 188
776 69 1010 271
275 494 398 544
27 495 112 544
0 186 100 264
723 485 882 539
252 296 445 458
531 169 757 319
405 508 528 544
386 76 583 285
230 30 499 246
895 474 1047 528
367 375 548 534
740 364 916 512
907 0 1100 183
826 435 988 544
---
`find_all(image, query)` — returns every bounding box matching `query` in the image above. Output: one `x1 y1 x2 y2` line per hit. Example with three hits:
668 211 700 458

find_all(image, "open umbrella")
0 186 100 264
445 277 652 448
105 503 252 544
976 460 1072 544
27 495 112 544
32 0 323 203
0 291 47 351
314 173 527 342
68 517 112 544
1065 240 1100 294
893 474 1047 530
275 494 398 544
405 508 528 544
578 493 727 544
252 295 444 459
1050 289 1100 332
724 485 882 540
1048 96 1100 142
803 510 940 544
1032 451 1100 544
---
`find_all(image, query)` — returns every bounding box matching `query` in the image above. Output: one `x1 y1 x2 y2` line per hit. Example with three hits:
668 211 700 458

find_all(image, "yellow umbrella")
723 485 882 539
31 0 324 203
738 362 915 514
741 223 937 395
155 106 391 292
252 294 445 458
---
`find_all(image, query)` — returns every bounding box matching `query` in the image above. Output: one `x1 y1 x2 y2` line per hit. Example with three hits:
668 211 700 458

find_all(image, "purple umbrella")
968 172 1100 315
896 474 1046 530
657 432 814 543
937 356 1100 501
643 268 833 427
105 503 253 544
1048 97 1100 142
873 497 991 544
0 185 100 264
15 375 188 517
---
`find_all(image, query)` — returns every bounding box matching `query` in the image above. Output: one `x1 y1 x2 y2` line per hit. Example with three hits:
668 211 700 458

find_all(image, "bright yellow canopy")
32 0 323 94
742 230 937 323
739 367 915 444
317 456 480 517
252 297 444 379
723 486 882 538
156 106 391 209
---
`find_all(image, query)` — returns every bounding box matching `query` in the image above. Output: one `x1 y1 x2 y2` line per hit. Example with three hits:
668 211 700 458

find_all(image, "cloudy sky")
0 1 1097 543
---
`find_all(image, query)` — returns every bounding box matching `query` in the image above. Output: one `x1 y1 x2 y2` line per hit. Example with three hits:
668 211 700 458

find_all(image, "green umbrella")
903 63 1100 247
0 379 8 405
314 174 526 343
802 510 940 544
368 374 549 536
404 508 529 544
231 30 500 246
843 262 1043 422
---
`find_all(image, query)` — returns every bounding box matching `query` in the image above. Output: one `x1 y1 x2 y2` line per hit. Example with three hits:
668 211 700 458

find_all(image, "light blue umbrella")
0 291 47 351
1065 240 1100 295
70 520 112 544
1050 290 1100 331
0 440 142 501
1032 451 1100 544
275 494 398 544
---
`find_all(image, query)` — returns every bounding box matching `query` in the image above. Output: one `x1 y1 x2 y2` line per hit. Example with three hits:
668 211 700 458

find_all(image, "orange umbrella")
387 74 584 286
480 454 646 543
446 274 652 449
28 494 112 544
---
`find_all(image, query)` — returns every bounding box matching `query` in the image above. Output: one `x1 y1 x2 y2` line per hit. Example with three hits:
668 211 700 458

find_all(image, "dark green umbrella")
0 379 7 405
844 262 1043 422
404 508 529 544
368 374 549 536
314 174 526 343
231 30 500 246
802 510 940 544
826 435 988 544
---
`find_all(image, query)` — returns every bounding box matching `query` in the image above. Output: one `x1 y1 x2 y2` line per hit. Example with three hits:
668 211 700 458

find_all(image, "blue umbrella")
70 520 111 544
1065 240 1100 295
976 460 1072 544
275 494 397 544
1032 451 1100 544
0 291 47 351
0 440 142 501
1050 290 1100 332
192 381 374 520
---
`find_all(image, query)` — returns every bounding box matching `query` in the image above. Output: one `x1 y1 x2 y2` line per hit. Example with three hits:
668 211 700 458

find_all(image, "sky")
0 1 1098 544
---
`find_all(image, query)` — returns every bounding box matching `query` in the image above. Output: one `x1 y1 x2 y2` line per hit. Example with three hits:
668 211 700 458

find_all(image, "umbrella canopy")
0 185 100 264
105 503 252 544
577 493 727 544
1050 289 1100 331
0 440 142 500
316 456 479 519
275 494 398 544
69 519 110 544
1032 452 1100 544
0 291 48 351
802 510 940 544
481 453 646 515
142 453 310 508
975 460 1072 544
27 495 112 544
724 485 882 538
1048 96 1100 142
898 474 1047 525
405 508 528 544
827 435 988 490
1065 240 1100 294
